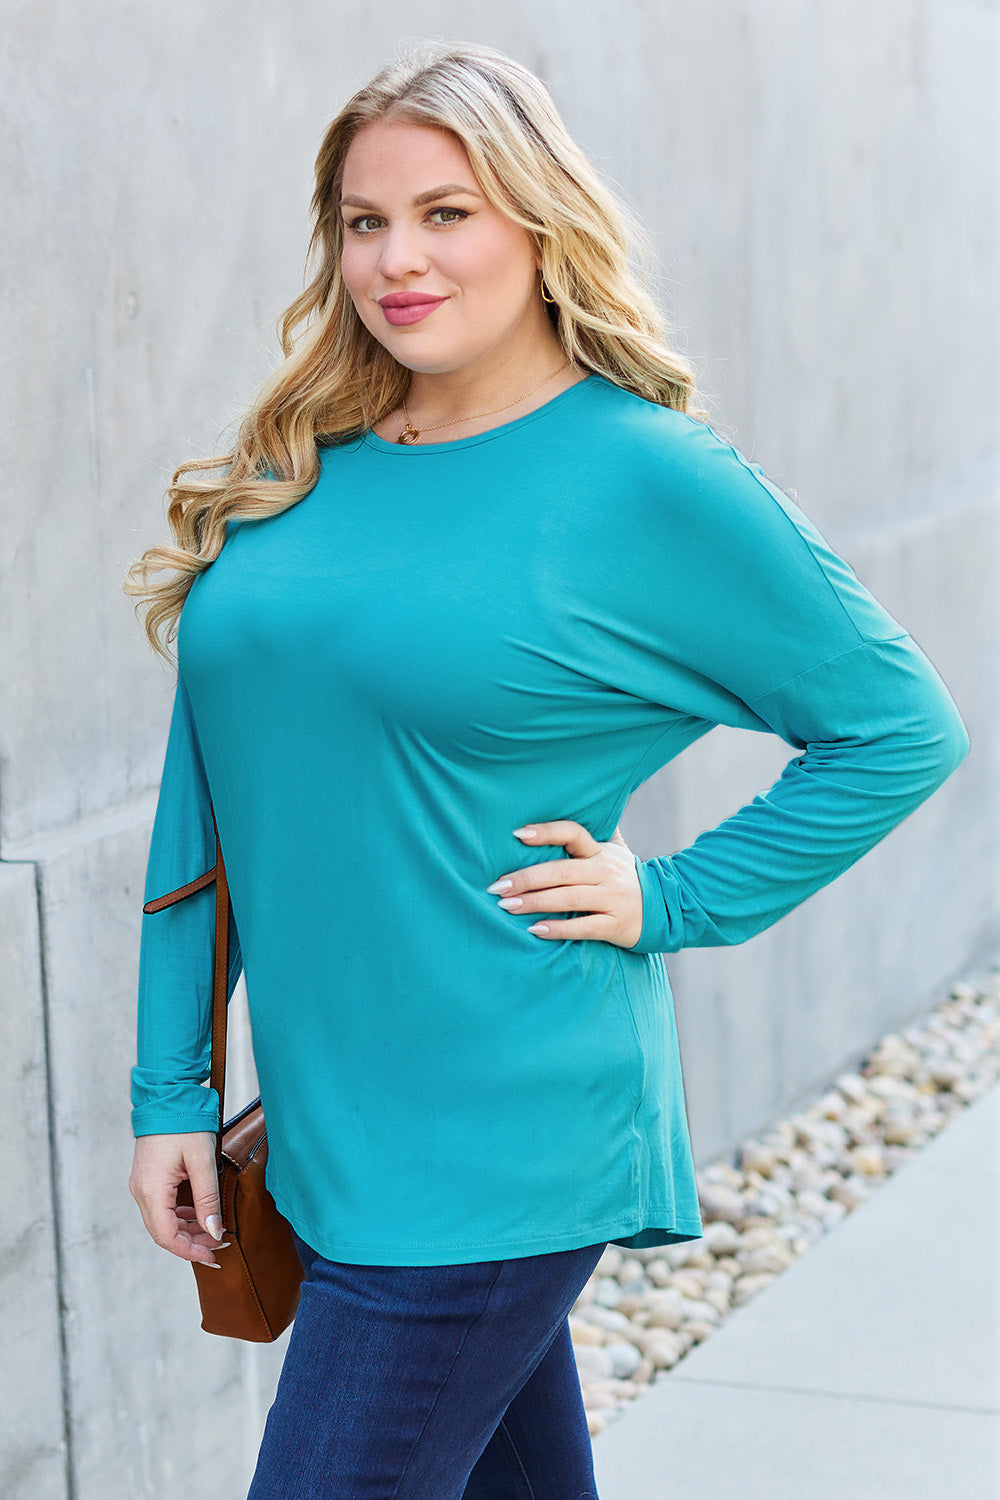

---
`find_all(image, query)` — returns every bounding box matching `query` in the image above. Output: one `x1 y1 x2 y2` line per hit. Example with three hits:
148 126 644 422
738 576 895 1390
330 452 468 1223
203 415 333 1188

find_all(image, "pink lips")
377 292 448 327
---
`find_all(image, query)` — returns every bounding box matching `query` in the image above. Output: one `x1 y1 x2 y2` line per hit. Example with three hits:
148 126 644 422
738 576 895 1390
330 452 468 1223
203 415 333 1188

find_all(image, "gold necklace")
396 360 571 444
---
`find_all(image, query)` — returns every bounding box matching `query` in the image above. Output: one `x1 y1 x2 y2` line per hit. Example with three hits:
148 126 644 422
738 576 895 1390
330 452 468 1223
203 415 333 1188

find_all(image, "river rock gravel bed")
571 965 1000 1436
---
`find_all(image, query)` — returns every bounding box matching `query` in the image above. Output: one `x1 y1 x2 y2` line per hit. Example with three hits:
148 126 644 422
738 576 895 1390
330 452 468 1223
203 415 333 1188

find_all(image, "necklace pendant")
397 421 420 445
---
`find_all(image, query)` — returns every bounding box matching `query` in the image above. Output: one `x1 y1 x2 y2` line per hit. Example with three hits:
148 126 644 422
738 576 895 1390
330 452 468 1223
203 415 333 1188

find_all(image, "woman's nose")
377 226 430 281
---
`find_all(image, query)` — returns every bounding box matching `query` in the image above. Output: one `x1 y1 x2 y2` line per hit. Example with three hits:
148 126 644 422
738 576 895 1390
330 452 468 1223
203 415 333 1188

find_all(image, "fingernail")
206 1214 223 1241
486 878 512 894
498 896 523 909
527 923 549 935
512 827 536 839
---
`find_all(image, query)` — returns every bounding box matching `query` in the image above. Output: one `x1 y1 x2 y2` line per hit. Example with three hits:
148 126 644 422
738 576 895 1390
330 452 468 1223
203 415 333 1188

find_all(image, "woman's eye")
346 214 383 234
428 207 468 225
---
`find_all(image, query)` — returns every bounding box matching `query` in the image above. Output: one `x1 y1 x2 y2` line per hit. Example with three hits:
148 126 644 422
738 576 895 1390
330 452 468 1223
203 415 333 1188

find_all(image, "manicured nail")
527 924 549 935
206 1214 223 1241
486 878 513 894
498 896 523 909
512 827 537 839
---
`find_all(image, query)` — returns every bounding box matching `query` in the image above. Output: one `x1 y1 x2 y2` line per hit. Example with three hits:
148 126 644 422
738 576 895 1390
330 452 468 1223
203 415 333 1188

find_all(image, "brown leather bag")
142 809 304 1341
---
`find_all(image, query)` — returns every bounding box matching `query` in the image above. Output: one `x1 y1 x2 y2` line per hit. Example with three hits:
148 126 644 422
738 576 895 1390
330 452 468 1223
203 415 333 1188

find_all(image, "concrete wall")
1 2 996 1495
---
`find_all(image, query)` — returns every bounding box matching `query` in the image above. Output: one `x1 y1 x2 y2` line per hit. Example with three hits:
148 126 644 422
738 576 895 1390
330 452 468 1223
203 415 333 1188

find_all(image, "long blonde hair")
124 39 705 661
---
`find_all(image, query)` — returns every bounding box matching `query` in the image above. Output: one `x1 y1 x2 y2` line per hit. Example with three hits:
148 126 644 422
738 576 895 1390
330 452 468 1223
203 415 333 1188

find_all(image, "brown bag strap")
141 866 216 912
140 804 231 1158
209 804 230 1156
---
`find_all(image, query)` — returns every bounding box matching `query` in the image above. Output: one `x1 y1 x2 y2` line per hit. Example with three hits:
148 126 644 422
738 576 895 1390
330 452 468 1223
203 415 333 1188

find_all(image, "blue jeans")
245 1230 608 1499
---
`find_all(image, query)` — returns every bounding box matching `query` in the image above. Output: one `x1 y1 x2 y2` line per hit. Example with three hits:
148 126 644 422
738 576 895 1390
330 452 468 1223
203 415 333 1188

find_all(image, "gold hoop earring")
540 272 557 304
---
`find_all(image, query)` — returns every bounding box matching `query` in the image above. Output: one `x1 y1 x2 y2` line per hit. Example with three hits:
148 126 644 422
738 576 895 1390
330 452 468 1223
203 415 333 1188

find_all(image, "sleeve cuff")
130 1071 220 1137
131 1110 220 1138
628 854 680 954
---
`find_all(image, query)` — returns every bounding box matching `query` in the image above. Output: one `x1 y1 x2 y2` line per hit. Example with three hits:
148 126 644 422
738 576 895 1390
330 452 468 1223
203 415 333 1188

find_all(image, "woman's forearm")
629 634 969 953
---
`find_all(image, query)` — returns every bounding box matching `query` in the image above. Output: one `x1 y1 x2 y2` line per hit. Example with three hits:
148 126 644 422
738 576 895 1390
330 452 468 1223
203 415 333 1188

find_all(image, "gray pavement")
593 1081 1000 1500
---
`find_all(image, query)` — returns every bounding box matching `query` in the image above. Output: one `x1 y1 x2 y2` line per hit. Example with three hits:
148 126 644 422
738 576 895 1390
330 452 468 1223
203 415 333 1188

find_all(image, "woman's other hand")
129 1132 229 1267
487 820 644 949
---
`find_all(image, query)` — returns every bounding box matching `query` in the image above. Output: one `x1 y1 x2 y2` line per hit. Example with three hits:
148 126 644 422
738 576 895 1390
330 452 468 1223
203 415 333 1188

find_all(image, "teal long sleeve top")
132 373 969 1266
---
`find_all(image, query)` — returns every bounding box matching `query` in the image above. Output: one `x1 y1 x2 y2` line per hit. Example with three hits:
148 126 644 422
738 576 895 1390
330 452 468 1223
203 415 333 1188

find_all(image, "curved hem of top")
269 1188 705 1266
360 372 596 454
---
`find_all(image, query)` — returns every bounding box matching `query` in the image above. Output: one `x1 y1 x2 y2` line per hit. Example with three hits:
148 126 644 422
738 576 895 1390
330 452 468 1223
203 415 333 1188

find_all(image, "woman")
124 39 969 1500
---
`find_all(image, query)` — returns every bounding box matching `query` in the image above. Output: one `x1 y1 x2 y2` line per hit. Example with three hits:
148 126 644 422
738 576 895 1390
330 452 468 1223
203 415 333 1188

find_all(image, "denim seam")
495 1416 537 1500
390 1259 507 1499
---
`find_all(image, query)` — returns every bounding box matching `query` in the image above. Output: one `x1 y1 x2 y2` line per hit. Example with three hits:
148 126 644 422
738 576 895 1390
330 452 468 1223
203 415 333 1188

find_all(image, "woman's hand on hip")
129 1132 229 1267
486 820 644 949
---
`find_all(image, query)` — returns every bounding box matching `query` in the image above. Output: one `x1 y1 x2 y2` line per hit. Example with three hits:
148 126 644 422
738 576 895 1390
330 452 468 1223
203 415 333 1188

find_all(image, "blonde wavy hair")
124 39 706 661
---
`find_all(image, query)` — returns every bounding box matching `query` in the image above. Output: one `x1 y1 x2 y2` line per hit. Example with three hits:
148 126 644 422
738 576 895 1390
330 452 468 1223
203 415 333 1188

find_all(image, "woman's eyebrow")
339 184 484 209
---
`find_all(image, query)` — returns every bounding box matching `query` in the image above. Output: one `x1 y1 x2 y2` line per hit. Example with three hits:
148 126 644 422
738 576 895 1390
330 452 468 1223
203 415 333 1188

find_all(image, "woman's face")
338 118 549 376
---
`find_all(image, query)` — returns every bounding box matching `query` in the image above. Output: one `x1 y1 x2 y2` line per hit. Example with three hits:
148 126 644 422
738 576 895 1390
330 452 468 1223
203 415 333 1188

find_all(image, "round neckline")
362 372 597 454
